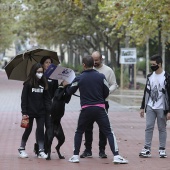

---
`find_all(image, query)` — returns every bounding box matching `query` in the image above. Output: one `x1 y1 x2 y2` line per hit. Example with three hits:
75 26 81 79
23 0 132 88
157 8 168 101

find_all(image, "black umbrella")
5 48 60 81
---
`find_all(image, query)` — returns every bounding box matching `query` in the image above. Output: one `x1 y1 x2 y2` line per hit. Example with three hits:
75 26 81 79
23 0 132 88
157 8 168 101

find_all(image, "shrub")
114 67 129 89
137 60 146 72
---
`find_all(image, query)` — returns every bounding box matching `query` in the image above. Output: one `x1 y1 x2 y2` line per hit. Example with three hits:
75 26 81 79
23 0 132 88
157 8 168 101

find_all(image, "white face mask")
36 73 43 79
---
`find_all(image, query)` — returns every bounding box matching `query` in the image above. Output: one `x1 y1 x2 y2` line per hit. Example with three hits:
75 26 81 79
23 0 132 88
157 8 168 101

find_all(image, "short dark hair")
82 55 94 68
150 54 162 65
40 56 53 65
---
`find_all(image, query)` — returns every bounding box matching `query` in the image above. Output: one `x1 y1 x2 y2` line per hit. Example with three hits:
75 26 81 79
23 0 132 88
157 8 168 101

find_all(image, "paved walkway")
0 69 170 170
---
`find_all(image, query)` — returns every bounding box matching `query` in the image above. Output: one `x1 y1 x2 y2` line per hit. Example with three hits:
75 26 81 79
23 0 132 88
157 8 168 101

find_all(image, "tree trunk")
59 44 64 62
67 43 73 65
109 48 117 69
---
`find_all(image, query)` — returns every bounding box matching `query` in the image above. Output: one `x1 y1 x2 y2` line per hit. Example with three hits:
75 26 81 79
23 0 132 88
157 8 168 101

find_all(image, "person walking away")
80 51 118 158
139 54 170 158
18 63 51 159
63 55 128 164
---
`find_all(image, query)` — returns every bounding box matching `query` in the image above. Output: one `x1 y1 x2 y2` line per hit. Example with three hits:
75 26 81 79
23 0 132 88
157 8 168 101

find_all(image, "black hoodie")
21 82 52 117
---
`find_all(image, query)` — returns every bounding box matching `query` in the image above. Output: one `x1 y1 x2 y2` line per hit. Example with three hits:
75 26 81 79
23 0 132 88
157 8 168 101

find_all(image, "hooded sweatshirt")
21 82 52 117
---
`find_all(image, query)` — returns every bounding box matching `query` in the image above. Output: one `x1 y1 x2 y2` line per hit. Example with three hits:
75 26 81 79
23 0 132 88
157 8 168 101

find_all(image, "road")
0 69 170 170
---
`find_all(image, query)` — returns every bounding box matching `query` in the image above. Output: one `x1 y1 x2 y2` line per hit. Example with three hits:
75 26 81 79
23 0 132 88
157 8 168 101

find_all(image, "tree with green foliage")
16 0 125 68
0 0 19 52
103 0 170 45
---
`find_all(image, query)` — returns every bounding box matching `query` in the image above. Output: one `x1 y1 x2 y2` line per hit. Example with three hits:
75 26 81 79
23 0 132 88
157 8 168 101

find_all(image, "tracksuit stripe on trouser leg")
109 123 119 152
93 107 119 155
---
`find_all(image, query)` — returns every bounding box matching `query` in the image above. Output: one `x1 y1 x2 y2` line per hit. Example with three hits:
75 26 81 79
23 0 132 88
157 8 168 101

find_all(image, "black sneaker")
99 152 107 158
80 150 92 158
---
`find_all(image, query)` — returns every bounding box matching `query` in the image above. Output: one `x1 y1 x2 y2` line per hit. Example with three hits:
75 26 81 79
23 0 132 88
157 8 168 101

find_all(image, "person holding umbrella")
34 56 58 155
40 56 58 102
18 63 51 159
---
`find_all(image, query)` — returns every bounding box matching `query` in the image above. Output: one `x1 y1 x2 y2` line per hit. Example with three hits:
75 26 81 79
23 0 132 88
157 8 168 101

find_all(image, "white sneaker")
18 149 28 158
159 149 167 158
113 155 128 164
38 151 48 159
139 148 151 158
69 155 79 163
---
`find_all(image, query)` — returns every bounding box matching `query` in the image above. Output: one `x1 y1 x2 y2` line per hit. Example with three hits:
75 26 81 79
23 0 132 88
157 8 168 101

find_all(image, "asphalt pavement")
0 69 170 170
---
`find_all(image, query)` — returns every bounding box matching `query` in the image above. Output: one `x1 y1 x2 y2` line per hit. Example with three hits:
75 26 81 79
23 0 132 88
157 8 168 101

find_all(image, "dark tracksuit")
84 101 109 153
66 69 119 156
21 82 51 150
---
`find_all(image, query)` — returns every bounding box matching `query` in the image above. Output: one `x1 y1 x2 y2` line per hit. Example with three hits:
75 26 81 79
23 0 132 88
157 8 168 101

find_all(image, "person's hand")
140 109 144 118
62 80 69 87
166 112 170 120
22 115 29 119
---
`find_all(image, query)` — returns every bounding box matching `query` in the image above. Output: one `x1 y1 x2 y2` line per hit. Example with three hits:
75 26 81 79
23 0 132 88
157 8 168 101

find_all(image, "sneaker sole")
99 156 107 158
38 156 47 159
80 156 92 158
69 160 79 163
113 161 128 164
19 155 28 158
160 155 167 158
139 154 151 158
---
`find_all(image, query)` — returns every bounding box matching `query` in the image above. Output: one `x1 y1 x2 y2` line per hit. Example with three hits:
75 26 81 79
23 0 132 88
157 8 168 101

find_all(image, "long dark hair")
24 63 48 90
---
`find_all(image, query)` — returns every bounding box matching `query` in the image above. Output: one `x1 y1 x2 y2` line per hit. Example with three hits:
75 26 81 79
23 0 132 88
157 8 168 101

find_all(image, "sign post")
120 48 137 89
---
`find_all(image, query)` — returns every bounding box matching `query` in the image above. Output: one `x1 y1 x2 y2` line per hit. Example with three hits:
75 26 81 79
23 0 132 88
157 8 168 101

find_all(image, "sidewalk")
0 69 170 170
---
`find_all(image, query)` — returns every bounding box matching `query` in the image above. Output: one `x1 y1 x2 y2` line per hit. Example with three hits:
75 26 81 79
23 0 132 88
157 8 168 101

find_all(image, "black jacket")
66 69 109 107
140 71 170 114
21 82 52 117
47 78 58 99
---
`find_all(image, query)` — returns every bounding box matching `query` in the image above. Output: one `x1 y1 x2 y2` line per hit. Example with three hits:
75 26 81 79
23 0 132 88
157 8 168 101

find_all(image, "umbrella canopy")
5 48 60 81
